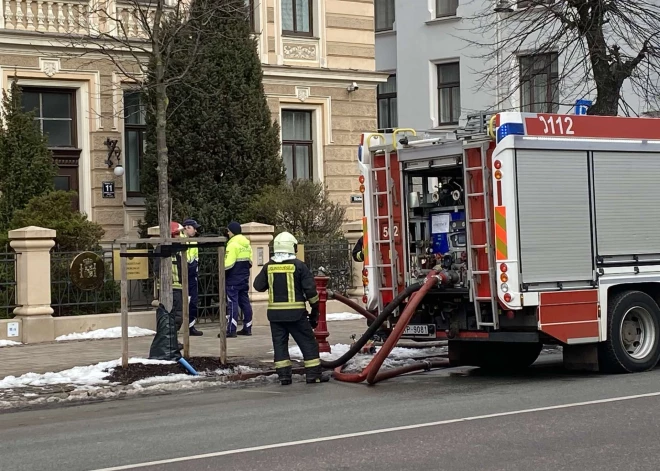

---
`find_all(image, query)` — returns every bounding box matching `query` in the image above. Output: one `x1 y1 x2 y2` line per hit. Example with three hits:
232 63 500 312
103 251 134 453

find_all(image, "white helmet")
273 231 297 254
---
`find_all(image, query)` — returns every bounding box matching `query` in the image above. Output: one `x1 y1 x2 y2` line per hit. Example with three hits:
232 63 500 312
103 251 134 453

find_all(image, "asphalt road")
3 354 660 471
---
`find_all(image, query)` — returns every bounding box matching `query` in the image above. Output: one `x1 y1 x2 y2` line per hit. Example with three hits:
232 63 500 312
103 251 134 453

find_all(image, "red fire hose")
328 290 377 322
332 271 450 384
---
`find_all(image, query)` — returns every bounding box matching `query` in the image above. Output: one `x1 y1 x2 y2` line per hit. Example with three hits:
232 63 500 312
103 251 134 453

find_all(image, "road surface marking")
90 390 660 471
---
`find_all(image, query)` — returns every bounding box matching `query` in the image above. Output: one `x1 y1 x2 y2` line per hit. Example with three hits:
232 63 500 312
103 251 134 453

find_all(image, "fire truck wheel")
449 341 542 372
599 290 660 374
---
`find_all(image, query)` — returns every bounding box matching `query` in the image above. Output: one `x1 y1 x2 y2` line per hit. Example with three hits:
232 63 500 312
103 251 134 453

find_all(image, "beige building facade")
0 0 385 242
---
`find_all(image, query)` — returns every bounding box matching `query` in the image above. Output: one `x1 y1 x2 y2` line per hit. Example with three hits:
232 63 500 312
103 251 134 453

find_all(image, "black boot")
237 329 252 336
189 326 203 336
305 365 330 384
276 366 292 385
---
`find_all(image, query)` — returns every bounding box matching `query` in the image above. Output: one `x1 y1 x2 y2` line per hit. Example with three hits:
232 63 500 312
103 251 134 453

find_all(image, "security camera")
347 82 359 92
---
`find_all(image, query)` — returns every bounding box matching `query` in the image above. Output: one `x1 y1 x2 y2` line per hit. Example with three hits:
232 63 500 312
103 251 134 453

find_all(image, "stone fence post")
343 220 363 299
241 222 274 327
9 226 56 343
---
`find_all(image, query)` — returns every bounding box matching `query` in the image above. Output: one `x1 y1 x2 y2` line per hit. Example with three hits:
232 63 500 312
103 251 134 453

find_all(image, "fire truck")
357 111 660 374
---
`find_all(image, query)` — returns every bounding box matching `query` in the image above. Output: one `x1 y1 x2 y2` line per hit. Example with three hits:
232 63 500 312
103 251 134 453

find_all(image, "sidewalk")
0 320 367 379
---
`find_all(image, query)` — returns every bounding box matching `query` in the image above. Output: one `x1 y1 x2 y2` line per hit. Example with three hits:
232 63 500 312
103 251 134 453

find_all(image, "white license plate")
403 325 429 336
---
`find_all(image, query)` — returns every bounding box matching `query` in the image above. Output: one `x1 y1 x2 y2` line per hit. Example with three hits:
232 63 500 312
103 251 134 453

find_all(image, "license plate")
403 325 429 336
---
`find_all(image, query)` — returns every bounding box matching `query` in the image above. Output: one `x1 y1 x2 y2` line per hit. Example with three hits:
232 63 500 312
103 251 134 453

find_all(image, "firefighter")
352 235 364 263
253 232 330 385
182 218 203 336
225 221 254 337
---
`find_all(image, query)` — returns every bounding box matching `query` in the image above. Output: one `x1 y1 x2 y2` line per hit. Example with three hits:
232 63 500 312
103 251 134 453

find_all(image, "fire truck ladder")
463 142 499 329
369 149 399 315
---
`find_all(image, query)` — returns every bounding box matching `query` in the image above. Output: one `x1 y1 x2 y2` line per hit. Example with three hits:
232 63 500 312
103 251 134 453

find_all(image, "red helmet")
170 221 183 236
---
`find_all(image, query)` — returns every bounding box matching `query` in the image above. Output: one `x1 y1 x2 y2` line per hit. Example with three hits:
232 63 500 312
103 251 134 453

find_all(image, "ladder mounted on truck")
463 141 499 329
367 149 399 314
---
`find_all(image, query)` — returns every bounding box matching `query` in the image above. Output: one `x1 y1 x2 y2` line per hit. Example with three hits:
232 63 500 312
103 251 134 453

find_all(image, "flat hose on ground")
327 290 377 322
319 281 424 369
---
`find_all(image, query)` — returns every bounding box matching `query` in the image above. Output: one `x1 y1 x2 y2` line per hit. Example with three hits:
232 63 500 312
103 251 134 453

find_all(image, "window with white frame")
519 53 559 113
436 0 458 18
375 0 395 32
437 62 461 125
377 75 397 129
123 90 146 196
281 110 313 181
282 0 312 36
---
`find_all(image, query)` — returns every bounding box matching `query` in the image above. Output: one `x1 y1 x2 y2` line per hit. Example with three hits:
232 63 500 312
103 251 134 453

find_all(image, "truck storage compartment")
593 151 660 257
515 150 593 284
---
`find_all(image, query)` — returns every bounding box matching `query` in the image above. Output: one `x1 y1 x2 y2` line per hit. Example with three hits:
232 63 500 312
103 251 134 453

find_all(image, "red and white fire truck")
357 112 660 373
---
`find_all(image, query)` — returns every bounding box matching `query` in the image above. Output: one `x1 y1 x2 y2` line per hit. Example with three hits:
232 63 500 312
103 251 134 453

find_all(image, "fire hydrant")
313 269 331 353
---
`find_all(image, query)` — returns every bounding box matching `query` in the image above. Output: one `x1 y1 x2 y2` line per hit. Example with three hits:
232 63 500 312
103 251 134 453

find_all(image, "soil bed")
104 356 303 385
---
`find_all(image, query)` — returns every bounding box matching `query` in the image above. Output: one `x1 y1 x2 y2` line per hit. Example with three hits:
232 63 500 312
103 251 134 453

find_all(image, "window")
437 63 461 125
21 87 80 209
245 0 256 32
22 89 76 147
282 0 312 36
519 53 559 113
375 0 395 32
123 91 146 196
377 75 397 129
436 0 458 18
281 110 313 182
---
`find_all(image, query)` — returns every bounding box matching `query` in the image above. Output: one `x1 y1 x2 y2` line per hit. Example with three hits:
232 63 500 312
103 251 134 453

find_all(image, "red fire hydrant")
313 273 331 353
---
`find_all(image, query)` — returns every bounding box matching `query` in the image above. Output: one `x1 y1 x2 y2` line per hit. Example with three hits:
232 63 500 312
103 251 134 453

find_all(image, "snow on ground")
0 340 22 347
55 327 156 342
0 358 174 389
326 312 364 322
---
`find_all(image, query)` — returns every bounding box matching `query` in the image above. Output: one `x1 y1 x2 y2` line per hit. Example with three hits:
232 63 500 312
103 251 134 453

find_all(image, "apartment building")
0 0 384 242
374 0 650 132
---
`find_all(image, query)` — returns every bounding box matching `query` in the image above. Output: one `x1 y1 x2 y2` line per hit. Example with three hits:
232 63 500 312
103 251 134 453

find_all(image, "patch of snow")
326 313 364 322
0 340 22 347
0 357 174 389
55 327 156 342
132 374 194 387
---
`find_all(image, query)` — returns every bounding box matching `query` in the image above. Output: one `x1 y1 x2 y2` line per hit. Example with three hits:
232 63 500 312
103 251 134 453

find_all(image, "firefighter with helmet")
253 231 330 385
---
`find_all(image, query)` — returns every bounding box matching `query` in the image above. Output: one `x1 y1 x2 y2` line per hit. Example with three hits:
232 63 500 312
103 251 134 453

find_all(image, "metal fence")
50 246 154 317
0 238 355 320
0 251 16 319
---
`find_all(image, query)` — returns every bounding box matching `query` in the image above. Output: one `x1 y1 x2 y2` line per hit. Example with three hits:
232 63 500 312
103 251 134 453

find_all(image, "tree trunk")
155 57 173 311
587 89 620 116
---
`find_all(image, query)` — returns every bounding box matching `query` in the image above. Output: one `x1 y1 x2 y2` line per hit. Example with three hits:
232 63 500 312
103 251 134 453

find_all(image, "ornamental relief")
283 43 317 60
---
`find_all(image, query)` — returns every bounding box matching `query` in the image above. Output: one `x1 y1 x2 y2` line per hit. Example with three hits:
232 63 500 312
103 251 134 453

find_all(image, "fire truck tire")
449 341 542 372
598 290 660 374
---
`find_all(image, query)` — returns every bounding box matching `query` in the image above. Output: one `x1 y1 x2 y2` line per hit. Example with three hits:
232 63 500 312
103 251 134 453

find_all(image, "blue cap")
183 218 200 229
227 221 241 235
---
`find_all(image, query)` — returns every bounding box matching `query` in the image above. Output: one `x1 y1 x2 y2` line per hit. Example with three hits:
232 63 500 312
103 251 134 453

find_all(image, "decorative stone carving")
296 86 311 102
283 44 317 60
39 58 60 77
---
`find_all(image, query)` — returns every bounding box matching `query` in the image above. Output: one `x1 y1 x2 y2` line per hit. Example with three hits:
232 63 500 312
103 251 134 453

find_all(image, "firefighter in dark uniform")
253 231 330 385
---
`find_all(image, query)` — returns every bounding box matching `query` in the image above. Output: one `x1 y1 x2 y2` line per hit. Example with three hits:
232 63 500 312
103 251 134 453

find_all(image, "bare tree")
48 0 244 311
460 0 660 115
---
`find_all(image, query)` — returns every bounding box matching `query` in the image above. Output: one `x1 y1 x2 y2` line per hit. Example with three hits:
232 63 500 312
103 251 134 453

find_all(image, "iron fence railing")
270 240 354 295
0 251 16 319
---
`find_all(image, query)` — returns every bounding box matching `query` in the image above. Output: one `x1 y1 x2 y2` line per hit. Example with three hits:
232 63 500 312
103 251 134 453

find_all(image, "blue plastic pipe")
178 357 199 376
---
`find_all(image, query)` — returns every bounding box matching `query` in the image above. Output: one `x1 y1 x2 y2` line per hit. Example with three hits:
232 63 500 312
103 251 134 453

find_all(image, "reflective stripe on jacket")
225 234 253 286
253 258 319 322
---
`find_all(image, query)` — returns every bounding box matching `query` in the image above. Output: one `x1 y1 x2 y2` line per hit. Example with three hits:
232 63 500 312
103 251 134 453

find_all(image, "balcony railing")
2 0 157 39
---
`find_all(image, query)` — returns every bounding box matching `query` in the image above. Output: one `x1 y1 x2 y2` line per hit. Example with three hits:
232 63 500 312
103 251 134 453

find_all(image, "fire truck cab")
357 111 660 373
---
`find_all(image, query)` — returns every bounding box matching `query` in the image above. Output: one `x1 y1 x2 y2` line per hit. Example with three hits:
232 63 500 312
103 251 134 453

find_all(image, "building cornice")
263 65 389 85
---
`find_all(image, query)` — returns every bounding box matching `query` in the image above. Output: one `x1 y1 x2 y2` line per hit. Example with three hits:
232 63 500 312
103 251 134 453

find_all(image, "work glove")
309 306 319 329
